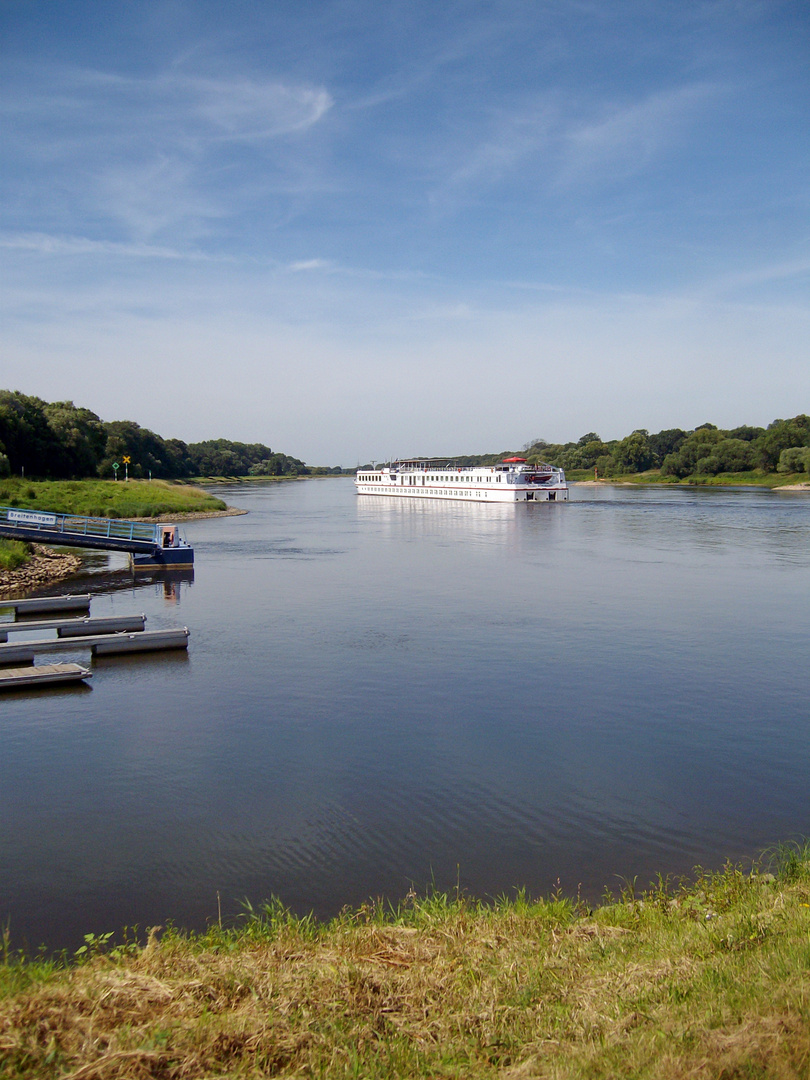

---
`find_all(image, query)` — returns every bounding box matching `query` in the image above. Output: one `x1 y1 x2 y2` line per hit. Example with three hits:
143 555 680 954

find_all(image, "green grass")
0 538 32 570
2 844 810 1078
568 468 808 488
0 477 227 519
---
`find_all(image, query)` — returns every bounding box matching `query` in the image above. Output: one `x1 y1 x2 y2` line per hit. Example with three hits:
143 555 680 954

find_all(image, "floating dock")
0 627 190 665
0 593 190 689
0 662 92 690
0 507 193 569
0 594 91 617
0 614 146 642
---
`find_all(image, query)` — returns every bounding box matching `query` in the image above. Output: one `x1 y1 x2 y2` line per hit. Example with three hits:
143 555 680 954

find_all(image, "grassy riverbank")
0 477 228 519
568 468 809 488
2 847 809 1078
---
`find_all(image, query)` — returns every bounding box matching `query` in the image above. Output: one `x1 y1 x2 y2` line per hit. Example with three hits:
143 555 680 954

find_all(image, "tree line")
367 416 810 478
3 390 807 482
0 391 341 480
522 416 810 478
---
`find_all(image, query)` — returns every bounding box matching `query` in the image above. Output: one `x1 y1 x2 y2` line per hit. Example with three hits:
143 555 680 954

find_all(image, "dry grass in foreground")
2 846 810 1079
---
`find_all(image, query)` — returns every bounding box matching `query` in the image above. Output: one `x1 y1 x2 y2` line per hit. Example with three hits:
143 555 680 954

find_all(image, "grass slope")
0 478 227 519
1 847 809 1078
568 468 808 488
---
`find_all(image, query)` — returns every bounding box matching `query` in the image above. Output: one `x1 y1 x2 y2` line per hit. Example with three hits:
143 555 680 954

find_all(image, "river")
2 479 809 952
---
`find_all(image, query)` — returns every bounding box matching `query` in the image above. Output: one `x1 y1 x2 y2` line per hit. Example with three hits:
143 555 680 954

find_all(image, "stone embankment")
0 546 83 599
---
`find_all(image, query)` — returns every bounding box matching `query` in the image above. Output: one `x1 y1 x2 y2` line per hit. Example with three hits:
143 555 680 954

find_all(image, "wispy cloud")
445 98 560 189
3 64 334 244
289 258 333 272
697 255 810 299
184 76 332 140
0 231 206 259
6 65 333 144
560 82 721 183
427 79 722 217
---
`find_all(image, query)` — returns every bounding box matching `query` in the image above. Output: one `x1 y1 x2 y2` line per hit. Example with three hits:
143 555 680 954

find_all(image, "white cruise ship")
355 456 568 503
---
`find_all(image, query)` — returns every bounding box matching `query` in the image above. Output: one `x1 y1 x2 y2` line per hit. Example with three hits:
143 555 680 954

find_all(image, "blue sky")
2 0 808 465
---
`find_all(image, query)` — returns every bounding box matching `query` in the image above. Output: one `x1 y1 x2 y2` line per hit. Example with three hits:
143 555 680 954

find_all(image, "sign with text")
7 509 58 527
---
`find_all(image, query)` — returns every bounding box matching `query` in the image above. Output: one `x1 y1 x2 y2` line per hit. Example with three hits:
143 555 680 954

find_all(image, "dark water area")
2 479 809 954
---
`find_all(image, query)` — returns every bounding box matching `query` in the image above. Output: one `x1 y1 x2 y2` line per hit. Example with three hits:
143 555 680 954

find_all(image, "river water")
2 479 809 952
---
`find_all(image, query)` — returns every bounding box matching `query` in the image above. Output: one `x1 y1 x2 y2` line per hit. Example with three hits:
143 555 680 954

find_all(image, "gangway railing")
0 505 162 554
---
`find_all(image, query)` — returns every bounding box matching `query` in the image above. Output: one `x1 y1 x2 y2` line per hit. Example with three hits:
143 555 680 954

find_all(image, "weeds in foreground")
1 847 810 1078
0 539 31 570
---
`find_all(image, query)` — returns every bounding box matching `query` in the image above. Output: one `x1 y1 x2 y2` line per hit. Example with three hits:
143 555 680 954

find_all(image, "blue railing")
0 505 160 544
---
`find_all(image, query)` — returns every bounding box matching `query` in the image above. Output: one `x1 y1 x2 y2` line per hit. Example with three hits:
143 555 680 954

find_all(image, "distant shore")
572 475 810 491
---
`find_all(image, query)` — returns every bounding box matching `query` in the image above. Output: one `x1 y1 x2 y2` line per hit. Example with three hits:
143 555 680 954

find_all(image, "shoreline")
2 846 809 1080
131 505 248 522
0 545 83 598
573 477 810 491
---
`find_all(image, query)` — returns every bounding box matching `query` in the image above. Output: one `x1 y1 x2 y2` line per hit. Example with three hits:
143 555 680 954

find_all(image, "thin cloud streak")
0 232 213 260
5 65 333 143
561 82 723 182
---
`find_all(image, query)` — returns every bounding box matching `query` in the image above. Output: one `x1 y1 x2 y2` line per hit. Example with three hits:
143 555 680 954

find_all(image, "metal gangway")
0 505 185 562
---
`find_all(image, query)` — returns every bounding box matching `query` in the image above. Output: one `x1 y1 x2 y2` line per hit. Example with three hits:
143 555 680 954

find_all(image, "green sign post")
112 462 119 480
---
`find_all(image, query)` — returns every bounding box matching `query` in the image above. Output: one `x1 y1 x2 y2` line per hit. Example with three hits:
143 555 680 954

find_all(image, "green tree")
613 430 655 473
753 416 810 471
43 401 106 477
711 438 756 473
728 424 765 442
98 421 179 479
777 446 809 474
0 391 62 476
661 427 724 477
648 428 687 464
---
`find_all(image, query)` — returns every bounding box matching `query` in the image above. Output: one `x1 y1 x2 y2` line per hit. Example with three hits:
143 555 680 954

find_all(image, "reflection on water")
1 479 809 953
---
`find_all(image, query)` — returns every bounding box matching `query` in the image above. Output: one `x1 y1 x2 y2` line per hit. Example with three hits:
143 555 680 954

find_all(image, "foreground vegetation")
0 538 31 571
2 847 809 1079
0 477 227 520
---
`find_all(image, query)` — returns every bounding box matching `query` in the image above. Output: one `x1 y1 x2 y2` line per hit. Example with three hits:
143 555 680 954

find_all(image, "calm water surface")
2 479 809 951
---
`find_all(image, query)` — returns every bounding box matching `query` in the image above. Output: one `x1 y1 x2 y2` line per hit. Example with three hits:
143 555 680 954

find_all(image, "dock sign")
7 510 58 527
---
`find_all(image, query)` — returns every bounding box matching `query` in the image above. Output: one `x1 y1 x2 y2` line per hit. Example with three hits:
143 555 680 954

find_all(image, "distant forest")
367 415 810 479
1 391 808 482
522 417 810 478
0 391 342 480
